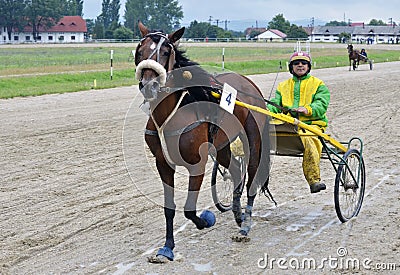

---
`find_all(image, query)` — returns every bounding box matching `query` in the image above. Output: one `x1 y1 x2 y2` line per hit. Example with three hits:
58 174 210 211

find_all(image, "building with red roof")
1 16 87 44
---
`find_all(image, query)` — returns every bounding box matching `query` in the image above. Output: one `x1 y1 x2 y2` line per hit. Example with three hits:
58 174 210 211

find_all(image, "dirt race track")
1 61 400 274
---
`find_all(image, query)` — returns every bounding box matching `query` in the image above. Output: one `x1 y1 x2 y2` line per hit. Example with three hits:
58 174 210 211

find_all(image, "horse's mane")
174 47 199 68
170 41 217 104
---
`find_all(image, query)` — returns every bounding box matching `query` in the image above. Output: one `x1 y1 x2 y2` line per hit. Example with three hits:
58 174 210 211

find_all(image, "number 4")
225 93 232 106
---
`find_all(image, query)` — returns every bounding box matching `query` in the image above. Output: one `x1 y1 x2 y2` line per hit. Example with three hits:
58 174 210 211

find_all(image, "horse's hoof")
148 254 170 264
200 210 216 228
148 246 174 263
231 233 251 243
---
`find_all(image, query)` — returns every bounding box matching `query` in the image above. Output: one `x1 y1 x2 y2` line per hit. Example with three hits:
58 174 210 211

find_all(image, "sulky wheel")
334 148 366 222
211 156 246 212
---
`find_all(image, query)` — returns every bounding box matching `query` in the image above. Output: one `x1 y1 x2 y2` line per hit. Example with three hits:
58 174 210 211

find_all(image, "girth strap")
144 120 206 137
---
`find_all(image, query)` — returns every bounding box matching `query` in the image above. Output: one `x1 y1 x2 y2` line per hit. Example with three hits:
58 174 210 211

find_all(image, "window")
14 36 19 41
37 36 42 41
48 36 53 41
25 36 30 41
71 36 76 40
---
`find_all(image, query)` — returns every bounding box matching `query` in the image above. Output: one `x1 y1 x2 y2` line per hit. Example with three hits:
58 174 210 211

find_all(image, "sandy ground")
1 61 400 274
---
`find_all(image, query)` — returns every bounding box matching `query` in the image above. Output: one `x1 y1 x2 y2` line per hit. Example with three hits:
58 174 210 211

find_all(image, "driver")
267 52 331 193
360 48 368 59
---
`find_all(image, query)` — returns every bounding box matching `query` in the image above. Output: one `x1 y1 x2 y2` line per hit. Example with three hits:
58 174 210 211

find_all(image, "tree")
287 24 308 39
338 32 351 43
268 14 290 34
60 0 83 16
93 16 105 39
369 19 386 26
105 20 120 38
124 0 183 37
325 21 348 26
24 0 63 42
184 21 231 39
124 0 147 37
0 0 26 40
113 26 134 40
185 21 209 38
98 0 120 38
101 0 120 30
85 19 95 37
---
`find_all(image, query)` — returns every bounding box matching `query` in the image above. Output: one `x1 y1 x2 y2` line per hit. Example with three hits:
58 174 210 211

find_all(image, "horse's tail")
259 117 277 206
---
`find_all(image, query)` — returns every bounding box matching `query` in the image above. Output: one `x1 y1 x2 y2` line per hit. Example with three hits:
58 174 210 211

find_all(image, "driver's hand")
293 106 309 115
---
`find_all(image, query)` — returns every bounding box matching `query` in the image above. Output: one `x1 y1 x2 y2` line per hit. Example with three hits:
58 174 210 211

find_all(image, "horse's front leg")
184 174 215 229
147 158 177 263
145 129 177 263
232 120 263 242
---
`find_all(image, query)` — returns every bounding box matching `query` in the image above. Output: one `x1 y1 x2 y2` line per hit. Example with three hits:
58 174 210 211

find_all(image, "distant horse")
347 44 369 71
135 21 271 263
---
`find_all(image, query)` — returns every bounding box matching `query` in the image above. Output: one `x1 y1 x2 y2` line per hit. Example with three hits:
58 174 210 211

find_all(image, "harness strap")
144 120 206 137
150 91 188 165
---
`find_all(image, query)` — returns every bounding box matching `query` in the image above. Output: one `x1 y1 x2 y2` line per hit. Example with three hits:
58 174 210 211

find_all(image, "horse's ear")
138 21 149 37
168 27 185 44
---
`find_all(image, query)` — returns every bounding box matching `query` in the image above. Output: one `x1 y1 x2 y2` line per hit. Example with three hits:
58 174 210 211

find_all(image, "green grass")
0 69 135 98
1 47 133 69
1 44 400 99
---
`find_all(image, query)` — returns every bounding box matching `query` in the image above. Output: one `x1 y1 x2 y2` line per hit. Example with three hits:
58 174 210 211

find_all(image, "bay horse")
135 21 271 263
347 44 368 71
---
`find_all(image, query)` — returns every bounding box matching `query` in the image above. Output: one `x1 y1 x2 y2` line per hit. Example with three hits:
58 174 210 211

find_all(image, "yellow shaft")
211 91 347 153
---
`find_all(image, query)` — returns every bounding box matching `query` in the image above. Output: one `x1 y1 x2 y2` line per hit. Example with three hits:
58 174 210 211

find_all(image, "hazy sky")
83 0 398 30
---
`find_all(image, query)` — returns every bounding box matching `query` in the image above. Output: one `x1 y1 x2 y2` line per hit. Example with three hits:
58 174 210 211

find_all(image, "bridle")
135 32 177 87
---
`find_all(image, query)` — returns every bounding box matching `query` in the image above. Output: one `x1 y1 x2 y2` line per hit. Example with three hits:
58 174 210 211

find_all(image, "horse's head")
135 21 185 101
347 44 353 53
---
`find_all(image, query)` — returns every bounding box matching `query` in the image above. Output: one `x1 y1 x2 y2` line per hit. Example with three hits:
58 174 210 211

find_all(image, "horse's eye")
163 51 170 57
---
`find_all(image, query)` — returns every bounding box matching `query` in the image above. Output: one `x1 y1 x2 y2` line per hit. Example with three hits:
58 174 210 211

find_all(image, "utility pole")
224 20 230 31
208 16 213 25
310 17 314 42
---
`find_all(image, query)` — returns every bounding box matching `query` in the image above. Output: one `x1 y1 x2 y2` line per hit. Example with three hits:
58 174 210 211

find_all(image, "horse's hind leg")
233 115 268 241
216 143 244 226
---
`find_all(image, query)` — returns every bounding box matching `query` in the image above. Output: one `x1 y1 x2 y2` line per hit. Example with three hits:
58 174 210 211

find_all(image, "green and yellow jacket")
268 74 330 127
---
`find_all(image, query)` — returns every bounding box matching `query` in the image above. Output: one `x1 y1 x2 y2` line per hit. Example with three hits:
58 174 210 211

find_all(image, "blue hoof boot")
200 210 216 228
156 246 174 261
